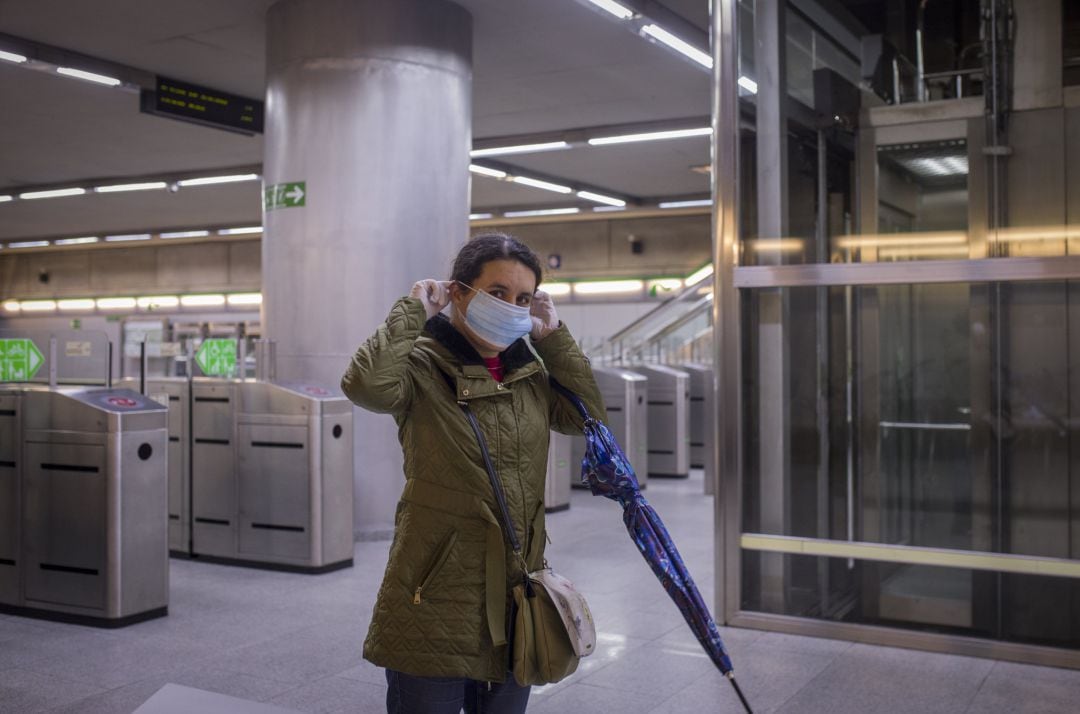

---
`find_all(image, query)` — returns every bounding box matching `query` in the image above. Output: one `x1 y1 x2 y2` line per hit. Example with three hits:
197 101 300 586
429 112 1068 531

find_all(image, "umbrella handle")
727 674 753 714
549 377 592 421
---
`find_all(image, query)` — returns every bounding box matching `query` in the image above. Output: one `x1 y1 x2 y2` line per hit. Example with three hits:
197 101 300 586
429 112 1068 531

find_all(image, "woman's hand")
410 279 453 320
530 289 560 341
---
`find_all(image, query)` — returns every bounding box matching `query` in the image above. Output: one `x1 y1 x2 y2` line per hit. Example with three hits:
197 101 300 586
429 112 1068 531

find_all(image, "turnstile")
572 366 649 489
633 365 690 478
4 387 169 626
679 364 717 494
0 386 30 606
191 378 237 559
545 431 571 512
118 377 191 554
234 382 354 571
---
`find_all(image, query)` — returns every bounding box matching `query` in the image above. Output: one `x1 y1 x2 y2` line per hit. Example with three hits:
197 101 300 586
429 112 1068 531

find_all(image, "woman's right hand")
410 279 453 319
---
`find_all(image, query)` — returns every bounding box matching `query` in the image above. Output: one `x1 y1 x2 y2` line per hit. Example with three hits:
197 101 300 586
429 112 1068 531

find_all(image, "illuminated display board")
140 76 264 135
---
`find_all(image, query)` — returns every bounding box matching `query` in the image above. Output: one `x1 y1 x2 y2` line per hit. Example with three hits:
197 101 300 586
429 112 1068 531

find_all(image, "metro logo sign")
0 338 44 382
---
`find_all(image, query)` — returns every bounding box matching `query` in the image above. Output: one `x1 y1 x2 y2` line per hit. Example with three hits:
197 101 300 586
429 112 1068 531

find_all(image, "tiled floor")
3 471 1079 713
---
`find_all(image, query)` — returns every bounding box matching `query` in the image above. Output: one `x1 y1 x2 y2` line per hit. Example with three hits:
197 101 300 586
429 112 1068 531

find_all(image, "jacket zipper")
412 530 458 605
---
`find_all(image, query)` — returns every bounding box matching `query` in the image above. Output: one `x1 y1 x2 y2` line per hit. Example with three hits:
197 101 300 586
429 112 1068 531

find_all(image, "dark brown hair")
451 232 543 289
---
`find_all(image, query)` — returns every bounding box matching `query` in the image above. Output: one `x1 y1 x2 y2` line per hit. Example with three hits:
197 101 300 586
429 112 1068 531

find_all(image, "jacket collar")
423 314 537 373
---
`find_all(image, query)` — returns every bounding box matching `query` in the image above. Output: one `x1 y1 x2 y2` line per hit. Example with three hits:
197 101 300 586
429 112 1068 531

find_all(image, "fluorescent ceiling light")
227 293 262 306
640 24 712 69
137 295 179 308
835 232 967 249
177 174 260 187
573 279 644 295
95 181 167 193
0 50 29 64
542 283 572 297
2 300 20 312
105 233 151 242
587 0 634 19
8 240 50 248
504 208 581 218
469 164 508 179
19 187 86 200
218 226 262 235
0 195 12 203
576 190 626 207
738 76 758 94
58 299 96 311
469 213 494 220
659 199 712 209
97 297 137 310
181 294 226 307
593 205 626 212
747 239 804 253
56 67 122 86
470 142 570 158
55 236 99 246
511 176 573 194
160 230 209 239
685 264 714 286
588 127 711 145
21 300 58 311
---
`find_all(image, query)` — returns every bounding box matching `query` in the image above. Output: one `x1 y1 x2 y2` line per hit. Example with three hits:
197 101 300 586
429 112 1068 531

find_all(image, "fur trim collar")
424 314 537 372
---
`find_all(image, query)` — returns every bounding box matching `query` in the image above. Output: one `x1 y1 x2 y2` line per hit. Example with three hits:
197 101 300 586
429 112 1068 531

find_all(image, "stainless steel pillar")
264 0 472 537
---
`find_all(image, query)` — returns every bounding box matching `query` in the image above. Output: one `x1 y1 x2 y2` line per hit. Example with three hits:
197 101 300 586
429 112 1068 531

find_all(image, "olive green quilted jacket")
341 296 605 682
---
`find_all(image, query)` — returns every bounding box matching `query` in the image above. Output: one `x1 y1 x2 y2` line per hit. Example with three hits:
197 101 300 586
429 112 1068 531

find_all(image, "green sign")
264 181 306 210
0 338 45 382
196 339 237 376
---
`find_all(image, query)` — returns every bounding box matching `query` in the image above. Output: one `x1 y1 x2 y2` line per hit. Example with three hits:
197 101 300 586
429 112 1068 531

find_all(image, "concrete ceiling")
0 0 711 240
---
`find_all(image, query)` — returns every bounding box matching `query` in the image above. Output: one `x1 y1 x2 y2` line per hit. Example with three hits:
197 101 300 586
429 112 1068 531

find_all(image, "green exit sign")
264 181 306 210
196 339 237 377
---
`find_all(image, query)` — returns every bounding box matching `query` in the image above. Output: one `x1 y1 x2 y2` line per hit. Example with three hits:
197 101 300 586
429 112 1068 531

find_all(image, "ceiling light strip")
470 141 570 158
640 24 712 69
56 66 122 86
588 127 711 145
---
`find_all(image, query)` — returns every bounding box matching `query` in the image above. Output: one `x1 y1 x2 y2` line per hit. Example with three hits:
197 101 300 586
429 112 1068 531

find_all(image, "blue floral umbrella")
552 379 753 713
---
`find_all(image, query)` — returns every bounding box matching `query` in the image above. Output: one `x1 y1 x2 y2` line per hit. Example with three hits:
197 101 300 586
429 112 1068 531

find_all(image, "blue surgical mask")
459 282 533 350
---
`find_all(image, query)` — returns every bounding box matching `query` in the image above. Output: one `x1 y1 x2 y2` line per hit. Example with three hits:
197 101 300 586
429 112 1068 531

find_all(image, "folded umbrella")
551 379 753 714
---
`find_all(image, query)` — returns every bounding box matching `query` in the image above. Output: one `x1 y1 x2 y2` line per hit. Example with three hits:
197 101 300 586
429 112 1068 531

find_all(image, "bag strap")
435 368 533 594
548 376 593 423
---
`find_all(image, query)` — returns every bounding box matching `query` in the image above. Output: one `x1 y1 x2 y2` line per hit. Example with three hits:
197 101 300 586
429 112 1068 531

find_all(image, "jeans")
385 668 532 714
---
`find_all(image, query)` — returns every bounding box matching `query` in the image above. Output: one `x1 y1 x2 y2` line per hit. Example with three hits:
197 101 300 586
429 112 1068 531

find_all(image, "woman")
341 233 605 714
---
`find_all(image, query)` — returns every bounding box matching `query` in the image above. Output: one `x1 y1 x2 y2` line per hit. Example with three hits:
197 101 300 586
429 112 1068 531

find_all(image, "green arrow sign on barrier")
264 181 306 210
196 339 237 377
0 338 45 382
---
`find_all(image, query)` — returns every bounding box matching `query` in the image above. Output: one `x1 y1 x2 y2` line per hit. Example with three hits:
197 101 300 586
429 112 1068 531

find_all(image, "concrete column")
264 0 472 537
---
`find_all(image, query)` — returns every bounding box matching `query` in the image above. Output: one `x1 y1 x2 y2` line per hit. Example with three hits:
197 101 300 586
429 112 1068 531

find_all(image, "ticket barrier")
0 386 169 626
571 366 649 489
544 431 572 512
632 365 690 478
117 377 190 554
233 381 354 571
679 364 717 494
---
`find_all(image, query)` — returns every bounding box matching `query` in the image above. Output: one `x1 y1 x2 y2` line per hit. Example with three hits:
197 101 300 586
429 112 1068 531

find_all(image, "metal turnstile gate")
632 365 690 478
9 387 169 625
234 381 354 571
118 377 191 554
572 366 649 489
679 364 717 494
545 431 571 512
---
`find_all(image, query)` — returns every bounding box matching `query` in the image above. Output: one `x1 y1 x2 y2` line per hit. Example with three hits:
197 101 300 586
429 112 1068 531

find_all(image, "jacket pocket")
412 529 458 605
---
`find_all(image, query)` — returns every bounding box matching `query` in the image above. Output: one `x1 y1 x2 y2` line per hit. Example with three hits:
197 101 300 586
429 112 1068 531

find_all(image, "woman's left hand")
530 290 560 341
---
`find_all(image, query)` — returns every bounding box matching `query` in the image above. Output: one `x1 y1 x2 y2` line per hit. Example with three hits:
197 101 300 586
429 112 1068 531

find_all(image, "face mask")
458 282 533 350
